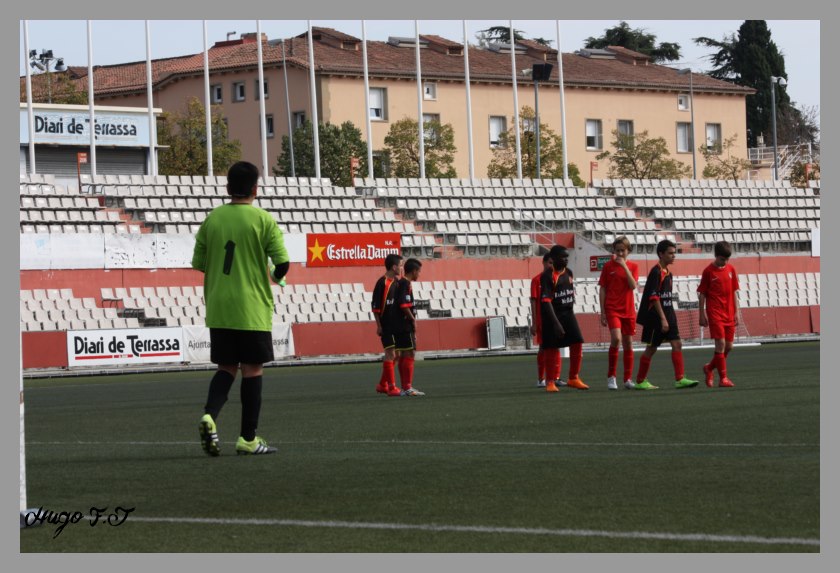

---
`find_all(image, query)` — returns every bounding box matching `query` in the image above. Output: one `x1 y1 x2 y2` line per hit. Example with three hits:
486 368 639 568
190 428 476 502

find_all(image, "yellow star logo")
308 238 326 262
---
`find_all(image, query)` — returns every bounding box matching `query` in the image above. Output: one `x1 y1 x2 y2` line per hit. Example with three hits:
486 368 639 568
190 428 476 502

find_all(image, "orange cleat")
566 377 589 390
703 364 715 388
719 377 735 388
387 386 402 396
545 381 559 392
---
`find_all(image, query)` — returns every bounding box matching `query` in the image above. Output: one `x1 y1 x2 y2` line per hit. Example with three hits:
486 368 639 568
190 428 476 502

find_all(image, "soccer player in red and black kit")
530 253 555 387
633 240 698 390
371 254 403 397
598 236 639 390
393 258 425 396
540 245 588 392
698 240 740 388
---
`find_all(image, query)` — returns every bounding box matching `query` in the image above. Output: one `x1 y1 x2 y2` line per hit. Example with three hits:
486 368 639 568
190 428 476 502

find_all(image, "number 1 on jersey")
223 241 236 275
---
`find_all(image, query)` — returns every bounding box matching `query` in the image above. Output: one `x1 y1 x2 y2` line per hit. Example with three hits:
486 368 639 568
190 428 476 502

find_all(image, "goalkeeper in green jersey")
192 161 290 456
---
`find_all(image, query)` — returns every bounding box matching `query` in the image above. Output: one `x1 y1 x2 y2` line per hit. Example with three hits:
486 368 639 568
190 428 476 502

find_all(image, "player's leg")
718 325 736 387
606 317 621 389
635 323 659 389
200 329 240 456
563 314 588 390
670 338 698 388
235 332 277 455
397 333 423 396
378 338 399 395
621 319 636 388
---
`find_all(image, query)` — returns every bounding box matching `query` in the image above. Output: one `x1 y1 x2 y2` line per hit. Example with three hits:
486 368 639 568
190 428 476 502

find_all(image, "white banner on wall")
66 327 184 368
19 105 154 147
21 233 307 271
812 228 820 257
182 323 295 364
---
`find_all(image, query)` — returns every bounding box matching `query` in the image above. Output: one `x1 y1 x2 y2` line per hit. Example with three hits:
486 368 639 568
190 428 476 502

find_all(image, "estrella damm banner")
306 233 401 267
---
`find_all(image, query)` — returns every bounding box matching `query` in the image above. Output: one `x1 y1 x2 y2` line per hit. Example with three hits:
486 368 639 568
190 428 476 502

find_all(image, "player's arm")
617 258 637 289
371 282 384 336
539 273 564 337
529 296 538 335
732 268 740 325
266 222 290 284
698 293 708 327
598 287 607 326
652 297 669 332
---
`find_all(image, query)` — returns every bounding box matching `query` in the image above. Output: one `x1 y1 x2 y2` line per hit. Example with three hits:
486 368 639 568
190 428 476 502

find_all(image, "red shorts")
708 322 736 342
606 314 636 336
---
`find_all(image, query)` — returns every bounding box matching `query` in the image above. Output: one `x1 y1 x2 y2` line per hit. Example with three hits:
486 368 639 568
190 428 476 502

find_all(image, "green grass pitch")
20 341 819 552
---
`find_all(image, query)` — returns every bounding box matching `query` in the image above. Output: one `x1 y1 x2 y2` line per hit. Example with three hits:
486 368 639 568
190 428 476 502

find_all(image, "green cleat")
199 414 220 457
634 380 659 390
674 377 699 389
235 436 278 456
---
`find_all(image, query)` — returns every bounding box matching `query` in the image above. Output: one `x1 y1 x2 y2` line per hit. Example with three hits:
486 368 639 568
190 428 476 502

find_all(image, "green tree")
788 160 820 188
695 20 792 148
383 117 457 178
475 26 552 47
700 134 753 180
487 106 585 185
584 21 681 62
274 120 368 187
157 97 241 176
597 129 691 179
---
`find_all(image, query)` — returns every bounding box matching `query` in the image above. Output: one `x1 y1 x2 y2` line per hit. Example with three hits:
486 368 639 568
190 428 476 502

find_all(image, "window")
678 94 690 111
211 84 223 104
617 120 634 137
254 79 269 100
676 122 694 153
233 82 245 102
369 87 387 120
293 112 306 129
261 114 274 138
706 123 722 152
423 82 437 100
585 119 602 150
423 113 440 142
489 116 506 148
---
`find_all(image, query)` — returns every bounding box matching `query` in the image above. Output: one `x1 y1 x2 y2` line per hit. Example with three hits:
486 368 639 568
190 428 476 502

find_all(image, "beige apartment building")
24 27 755 182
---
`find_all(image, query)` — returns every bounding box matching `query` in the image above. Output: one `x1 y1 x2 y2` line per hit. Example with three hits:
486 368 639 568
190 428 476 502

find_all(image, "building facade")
23 28 756 181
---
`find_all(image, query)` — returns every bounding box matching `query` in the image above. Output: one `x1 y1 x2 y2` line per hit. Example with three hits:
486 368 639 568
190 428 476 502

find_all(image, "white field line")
122 515 819 547
28 439 817 448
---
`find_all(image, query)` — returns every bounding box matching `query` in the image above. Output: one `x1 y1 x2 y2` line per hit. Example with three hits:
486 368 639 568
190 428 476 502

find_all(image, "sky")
20 19 820 114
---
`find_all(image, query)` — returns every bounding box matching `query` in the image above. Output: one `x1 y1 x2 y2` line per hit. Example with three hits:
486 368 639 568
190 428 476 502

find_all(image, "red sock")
399 357 415 390
714 352 727 379
636 355 652 383
544 349 559 383
554 349 562 381
537 349 546 381
671 351 685 380
569 344 582 379
383 360 396 389
623 348 634 382
607 346 619 378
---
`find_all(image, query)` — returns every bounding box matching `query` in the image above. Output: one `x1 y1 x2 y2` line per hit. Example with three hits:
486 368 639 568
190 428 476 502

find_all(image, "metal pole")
306 20 321 179
415 20 425 179
556 20 568 182
361 20 374 179
689 72 696 179
145 21 157 176
771 78 778 180
23 21 36 175
47 68 52 104
203 21 213 176
256 20 269 181
87 20 97 177
463 20 475 182
281 38 295 178
534 80 540 178
510 20 522 180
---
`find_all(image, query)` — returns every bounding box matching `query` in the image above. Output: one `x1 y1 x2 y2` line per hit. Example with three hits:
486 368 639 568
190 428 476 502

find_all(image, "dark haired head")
404 258 422 275
548 245 567 264
714 241 732 259
227 161 259 198
656 239 676 255
542 252 551 263
384 253 402 270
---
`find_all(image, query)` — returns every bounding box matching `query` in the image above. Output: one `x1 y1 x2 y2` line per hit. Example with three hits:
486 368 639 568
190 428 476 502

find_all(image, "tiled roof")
20 31 754 100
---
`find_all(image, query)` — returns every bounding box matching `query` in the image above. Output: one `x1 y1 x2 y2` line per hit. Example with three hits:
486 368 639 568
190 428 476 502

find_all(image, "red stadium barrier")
810 306 820 333
22 331 68 369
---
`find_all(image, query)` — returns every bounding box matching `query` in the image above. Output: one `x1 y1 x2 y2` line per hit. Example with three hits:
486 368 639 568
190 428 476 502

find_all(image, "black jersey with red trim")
540 268 575 314
391 278 416 333
371 275 399 330
637 265 675 325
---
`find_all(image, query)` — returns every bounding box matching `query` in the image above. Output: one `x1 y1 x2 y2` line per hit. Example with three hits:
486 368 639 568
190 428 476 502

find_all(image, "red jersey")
598 260 639 319
697 263 740 325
